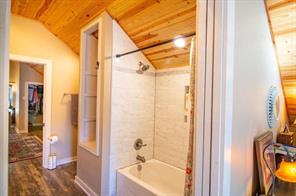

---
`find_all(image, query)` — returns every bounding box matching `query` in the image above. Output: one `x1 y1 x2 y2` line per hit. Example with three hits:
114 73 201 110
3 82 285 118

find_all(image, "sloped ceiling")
11 0 196 69
27 64 44 75
266 0 296 123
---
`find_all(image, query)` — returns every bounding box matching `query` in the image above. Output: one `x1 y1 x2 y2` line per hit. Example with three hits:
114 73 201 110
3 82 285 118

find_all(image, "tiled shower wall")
109 21 155 195
109 21 191 195
154 67 191 169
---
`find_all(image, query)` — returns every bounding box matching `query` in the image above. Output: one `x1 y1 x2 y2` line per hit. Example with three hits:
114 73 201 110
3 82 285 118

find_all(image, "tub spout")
136 155 146 163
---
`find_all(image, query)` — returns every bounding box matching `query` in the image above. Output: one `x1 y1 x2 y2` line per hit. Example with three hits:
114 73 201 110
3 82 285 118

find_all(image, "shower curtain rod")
115 32 196 58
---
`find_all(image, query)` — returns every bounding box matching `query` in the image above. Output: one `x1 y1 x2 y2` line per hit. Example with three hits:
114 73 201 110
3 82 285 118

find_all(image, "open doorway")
9 54 52 169
26 82 44 141
8 61 44 164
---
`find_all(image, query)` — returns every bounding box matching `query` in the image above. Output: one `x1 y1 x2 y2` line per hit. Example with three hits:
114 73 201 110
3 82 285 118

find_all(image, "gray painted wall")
18 63 44 131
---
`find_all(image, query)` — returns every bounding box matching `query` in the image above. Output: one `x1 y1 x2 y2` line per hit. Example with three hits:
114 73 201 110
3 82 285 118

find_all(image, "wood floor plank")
9 157 86 196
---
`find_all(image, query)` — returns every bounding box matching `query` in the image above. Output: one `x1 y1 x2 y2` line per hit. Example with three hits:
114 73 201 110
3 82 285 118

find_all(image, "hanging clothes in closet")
28 84 43 114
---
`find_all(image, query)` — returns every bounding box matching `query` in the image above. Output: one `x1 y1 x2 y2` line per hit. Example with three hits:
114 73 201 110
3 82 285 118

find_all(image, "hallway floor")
9 127 42 163
28 129 43 141
9 157 86 196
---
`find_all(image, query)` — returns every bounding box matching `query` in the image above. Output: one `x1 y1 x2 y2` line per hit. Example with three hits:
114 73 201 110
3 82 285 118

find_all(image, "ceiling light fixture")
174 37 186 48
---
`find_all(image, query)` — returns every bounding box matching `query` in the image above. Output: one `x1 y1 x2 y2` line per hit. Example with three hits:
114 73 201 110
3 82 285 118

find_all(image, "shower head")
136 61 150 74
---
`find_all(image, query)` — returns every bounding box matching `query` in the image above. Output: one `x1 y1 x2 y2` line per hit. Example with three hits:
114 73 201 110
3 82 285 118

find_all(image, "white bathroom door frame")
194 0 235 195
24 81 44 133
10 54 52 169
0 1 10 195
209 0 235 195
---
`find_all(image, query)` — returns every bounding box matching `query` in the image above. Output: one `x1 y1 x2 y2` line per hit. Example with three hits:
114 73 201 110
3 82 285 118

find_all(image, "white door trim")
98 12 113 196
24 81 44 133
0 1 10 195
194 0 215 194
194 0 235 195
211 1 235 195
10 54 52 169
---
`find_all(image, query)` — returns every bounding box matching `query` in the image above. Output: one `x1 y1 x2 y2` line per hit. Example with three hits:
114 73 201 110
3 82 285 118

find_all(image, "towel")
71 94 78 126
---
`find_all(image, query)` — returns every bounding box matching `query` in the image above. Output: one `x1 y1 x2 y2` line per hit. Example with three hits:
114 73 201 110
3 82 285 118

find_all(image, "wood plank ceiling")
11 0 196 69
28 64 44 75
266 0 296 123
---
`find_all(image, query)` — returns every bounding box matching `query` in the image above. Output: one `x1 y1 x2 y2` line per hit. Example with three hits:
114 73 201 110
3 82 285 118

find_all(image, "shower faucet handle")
134 138 147 150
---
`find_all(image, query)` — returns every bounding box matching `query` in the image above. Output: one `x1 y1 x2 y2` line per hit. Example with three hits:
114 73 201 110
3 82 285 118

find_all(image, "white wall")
229 1 288 195
109 21 156 195
10 15 80 162
154 67 190 169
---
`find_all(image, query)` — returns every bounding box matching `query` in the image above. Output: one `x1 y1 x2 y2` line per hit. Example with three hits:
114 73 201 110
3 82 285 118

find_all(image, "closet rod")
115 32 196 58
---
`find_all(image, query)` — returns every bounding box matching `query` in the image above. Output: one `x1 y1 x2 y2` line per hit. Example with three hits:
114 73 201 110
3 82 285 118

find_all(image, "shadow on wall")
253 142 260 194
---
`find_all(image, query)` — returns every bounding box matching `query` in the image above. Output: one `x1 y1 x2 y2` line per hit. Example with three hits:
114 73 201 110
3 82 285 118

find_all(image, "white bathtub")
117 159 185 196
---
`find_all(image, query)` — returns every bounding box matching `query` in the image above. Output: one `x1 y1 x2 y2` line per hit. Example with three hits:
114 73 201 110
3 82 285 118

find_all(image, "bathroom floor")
9 157 86 196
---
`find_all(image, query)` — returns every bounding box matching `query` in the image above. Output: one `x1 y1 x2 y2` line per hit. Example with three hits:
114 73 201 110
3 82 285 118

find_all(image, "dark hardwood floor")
9 157 86 196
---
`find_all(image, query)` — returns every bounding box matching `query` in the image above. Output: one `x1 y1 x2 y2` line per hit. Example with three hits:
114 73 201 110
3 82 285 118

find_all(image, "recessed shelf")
84 118 96 122
84 94 97 97
85 72 97 76
79 140 97 155
79 21 101 156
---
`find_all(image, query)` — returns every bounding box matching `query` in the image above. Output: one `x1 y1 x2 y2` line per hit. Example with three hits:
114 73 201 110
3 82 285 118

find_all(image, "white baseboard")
57 156 77 166
75 176 98 196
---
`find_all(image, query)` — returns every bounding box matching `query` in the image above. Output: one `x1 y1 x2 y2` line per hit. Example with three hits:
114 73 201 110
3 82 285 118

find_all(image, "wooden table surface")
275 179 296 196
